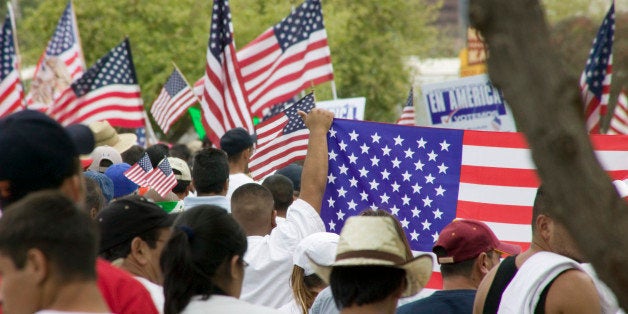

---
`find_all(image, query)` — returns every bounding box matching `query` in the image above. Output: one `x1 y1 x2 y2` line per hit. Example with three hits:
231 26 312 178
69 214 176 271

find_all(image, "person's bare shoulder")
544 269 601 314
473 263 499 314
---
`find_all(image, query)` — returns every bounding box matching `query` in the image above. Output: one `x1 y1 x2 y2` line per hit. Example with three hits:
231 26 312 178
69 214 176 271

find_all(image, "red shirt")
96 258 159 314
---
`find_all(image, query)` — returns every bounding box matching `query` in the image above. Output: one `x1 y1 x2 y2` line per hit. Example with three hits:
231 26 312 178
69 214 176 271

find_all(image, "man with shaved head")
231 108 333 308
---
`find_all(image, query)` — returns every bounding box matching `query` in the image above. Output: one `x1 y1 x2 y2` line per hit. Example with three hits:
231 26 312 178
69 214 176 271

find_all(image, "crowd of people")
0 108 624 313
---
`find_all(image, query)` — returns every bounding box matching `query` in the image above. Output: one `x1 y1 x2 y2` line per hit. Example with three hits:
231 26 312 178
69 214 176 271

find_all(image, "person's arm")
473 265 498 314
544 269 601 313
297 108 334 214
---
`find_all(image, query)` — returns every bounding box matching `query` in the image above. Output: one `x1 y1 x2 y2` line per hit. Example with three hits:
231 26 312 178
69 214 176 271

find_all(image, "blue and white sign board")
421 74 516 131
316 97 366 120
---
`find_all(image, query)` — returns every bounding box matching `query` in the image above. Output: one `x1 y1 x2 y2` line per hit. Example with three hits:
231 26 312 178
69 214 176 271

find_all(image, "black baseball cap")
220 127 256 156
96 195 176 253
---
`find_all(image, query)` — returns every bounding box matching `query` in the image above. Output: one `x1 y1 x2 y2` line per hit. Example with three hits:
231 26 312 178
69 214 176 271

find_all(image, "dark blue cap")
220 127 256 156
276 163 303 192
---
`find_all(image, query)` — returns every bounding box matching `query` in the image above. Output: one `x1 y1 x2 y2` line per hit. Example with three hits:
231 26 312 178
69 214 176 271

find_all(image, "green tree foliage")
16 0 441 138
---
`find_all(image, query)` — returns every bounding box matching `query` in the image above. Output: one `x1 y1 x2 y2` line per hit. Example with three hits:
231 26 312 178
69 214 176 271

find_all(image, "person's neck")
515 239 547 269
120 258 161 285
442 275 478 290
229 161 248 174
196 191 225 197
43 280 109 312
340 298 398 314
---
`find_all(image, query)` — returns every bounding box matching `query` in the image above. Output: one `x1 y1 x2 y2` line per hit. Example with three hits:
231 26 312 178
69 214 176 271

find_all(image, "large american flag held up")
26 1 85 111
396 88 415 125
150 68 197 134
0 13 23 118
50 38 144 127
580 2 614 134
146 157 178 198
199 0 254 148
249 93 315 181
607 89 628 135
124 153 153 186
321 118 628 291
237 0 334 117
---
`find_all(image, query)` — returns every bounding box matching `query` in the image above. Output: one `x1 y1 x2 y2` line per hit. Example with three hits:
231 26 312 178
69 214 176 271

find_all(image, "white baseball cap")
294 232 339 276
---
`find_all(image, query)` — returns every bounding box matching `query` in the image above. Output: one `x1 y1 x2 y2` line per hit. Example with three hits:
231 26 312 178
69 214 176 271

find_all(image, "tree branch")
470 0 628 308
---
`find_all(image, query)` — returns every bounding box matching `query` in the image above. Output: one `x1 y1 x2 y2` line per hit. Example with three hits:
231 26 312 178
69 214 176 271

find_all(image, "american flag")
124 153 153 186
580 2 614 134
0 13 23 118
146 157 178 198
607 89 628 135
249 93 315 180
396 88 415 125
199 0 254 148
50 38 144 127
150 68 197 134
236 0 334 117
26 1 85 111
321 118 628 291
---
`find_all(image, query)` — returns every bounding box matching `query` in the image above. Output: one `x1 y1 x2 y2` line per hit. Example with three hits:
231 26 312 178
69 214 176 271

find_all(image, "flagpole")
7 1 25 108
143 111 159 146
331 80 337 100
69 0 86 70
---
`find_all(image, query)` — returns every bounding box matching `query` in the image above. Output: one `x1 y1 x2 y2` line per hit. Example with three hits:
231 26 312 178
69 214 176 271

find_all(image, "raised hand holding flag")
249 93 315 180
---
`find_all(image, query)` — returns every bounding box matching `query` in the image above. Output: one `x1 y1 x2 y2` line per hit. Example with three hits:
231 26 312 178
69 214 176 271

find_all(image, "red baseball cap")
433 219 521 264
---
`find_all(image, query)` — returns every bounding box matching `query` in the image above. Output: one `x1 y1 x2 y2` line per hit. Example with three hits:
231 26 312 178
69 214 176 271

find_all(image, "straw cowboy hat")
89 120 137 154
309 216 433 297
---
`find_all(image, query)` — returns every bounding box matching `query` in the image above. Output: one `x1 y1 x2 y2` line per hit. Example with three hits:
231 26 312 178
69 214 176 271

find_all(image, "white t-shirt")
226 173 255 199
240 199 325 308
134 276 164 314
182 295 281 314
278 299 301 314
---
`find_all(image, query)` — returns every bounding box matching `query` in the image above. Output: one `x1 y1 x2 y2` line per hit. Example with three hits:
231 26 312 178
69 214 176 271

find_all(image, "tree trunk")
469 0 628 308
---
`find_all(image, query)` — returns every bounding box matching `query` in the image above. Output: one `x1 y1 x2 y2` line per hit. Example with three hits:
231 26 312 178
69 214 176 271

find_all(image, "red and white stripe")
237 28 333 116
417 130 628 293
249 114 309 181
396 105 415 125
150 84 197 134
51 84 144 127
607 89 628 135
199 28 253 147
0 69 23 118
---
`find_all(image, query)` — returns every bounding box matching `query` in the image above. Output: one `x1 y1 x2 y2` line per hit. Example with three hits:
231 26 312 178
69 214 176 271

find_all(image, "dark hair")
170 144 192 164
146 144 170 168
330 266 405 309
161 205 247 314
100 227 161 262
262 174 294 213
0 190 98 281
84 176 105 214
192 148 229 194
231 183 274 235
121 145 145 165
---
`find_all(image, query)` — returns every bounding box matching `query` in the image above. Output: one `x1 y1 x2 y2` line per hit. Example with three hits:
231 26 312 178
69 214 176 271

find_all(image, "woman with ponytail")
279 232 339 314
160 205 281 314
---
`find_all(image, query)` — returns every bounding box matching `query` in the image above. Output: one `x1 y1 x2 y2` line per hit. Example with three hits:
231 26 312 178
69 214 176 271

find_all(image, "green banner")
188 107 206 140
